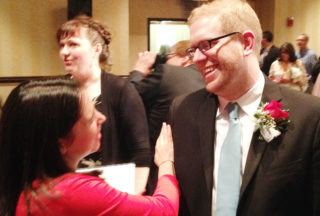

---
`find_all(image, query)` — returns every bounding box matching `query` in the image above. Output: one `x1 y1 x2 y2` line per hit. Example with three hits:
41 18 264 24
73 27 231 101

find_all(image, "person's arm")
128 52 164 102
133 51 157 76
312 75 320 97
295 60 308 91
135 122 176 195
268 61 278 82
51 124 178 215
119 81 152 194
134 167 150 195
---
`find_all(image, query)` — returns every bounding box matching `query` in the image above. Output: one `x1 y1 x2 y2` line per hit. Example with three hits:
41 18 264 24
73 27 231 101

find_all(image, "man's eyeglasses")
186 32 241 58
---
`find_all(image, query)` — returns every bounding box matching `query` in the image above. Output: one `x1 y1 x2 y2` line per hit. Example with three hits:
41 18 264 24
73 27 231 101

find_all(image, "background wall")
1 0 319 102
0 0 66 77
273 0 320 54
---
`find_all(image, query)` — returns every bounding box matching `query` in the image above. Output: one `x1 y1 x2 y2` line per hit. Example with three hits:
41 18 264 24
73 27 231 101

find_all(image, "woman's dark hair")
0 77 81 215
278 42 297 62
56 15 112 71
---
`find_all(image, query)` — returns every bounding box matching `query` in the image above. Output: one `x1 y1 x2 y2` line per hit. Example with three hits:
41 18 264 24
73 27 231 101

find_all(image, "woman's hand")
154 123 174 167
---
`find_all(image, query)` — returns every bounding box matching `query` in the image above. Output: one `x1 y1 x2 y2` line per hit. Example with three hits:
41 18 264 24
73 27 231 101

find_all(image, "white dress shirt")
211 72 265 215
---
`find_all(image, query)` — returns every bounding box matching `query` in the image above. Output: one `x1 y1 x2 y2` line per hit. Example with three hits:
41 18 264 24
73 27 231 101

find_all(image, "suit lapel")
198 93 218 194
240 76 283 198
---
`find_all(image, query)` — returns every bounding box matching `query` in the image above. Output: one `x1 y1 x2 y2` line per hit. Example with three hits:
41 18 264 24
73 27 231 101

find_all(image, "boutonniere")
254 99 290 142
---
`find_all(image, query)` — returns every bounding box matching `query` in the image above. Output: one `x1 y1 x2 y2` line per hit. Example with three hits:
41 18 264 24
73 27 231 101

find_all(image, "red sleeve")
57 174 180 216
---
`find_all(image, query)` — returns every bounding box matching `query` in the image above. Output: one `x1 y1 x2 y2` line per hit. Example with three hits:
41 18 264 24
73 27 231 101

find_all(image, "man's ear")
242 31 255 56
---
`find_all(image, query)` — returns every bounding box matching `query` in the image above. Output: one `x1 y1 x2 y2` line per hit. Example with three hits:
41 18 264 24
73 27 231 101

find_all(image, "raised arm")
129 51 164 102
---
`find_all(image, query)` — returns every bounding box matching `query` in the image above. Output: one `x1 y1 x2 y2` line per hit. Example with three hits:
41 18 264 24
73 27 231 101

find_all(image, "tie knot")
227 103 239 120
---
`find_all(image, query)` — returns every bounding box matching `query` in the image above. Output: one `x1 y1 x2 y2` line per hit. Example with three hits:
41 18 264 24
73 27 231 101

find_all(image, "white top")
211 72 265 215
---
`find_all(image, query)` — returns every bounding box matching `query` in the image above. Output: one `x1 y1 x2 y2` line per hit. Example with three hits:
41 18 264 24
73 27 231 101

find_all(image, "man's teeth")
205 67 215 74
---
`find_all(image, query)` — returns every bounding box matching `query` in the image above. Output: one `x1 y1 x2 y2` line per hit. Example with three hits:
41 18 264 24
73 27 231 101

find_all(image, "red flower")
264 100 289 121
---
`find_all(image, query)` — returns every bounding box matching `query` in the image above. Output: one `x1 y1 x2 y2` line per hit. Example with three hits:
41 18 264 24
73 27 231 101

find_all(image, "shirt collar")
265 44 272 52
236 72 264 117
217 72 265 118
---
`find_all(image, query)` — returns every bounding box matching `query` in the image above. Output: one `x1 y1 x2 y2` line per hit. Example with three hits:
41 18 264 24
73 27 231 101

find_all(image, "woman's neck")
83 80 101 100
80 67 102 100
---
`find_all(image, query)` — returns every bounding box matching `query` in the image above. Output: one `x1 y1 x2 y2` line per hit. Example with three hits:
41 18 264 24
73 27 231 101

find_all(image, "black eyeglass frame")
186 32 241 58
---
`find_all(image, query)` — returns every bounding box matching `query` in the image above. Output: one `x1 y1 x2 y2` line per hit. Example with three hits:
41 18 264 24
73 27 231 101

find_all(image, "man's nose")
193 48 207 64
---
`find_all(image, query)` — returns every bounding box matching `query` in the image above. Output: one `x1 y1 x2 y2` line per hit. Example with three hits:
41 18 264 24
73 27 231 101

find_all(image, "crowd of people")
260 31 319 94
1 0 320 215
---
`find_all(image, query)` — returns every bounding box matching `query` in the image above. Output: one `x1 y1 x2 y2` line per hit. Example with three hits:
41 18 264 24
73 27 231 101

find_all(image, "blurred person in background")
269 42 308 92
296 33 317 84
259 31 279 76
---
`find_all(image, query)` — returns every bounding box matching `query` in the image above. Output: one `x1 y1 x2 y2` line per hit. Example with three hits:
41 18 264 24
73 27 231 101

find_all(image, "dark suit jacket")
129 64 205 147
261 45 280 76
129 64 205 194
169 77 320 216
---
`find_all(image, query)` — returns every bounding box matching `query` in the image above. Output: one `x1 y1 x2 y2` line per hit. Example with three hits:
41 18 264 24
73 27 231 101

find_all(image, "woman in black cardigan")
56 15 152 194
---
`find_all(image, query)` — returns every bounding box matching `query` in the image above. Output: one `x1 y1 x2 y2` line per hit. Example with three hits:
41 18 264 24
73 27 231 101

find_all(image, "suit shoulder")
281 87 320 115
161 64 199 74
173 88 214 107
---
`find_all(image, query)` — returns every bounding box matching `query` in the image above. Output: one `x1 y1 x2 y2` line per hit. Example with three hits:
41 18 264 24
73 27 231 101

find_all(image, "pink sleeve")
59 174 180 216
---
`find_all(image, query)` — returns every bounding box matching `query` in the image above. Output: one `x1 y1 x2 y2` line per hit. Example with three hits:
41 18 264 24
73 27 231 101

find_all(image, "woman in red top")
0 77 179 216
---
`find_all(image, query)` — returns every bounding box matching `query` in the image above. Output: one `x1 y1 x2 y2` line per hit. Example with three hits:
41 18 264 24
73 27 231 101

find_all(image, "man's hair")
263 31 273 42
171 40 191 57
298 33 309 42
188 0 262 57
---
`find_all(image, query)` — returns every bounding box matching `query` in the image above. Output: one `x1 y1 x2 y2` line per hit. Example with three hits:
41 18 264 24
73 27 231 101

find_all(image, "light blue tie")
216 103 241 216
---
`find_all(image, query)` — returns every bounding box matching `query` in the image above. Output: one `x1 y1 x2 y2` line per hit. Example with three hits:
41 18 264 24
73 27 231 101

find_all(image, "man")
259 31 279 76
129 41 205 194
166 40 194 66
296 33 317 82
169 1 320 215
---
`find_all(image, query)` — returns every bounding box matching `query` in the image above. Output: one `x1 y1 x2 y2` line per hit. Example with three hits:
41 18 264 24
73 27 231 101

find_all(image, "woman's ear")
242 31 255 56
95 43 103 55
59 138 68 155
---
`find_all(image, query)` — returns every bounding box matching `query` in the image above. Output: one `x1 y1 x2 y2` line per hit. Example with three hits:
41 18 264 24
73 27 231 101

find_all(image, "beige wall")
94 0 130 76
254 0 275 32
0 83 16 102
0 0 66 77
273 0 320 55
128 0 197 69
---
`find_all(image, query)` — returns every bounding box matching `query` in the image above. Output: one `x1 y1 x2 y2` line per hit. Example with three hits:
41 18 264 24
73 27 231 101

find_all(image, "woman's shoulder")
269 59 280 69
53 173 105 190
101 71 136 97
271 59 280 66
101 71 128 86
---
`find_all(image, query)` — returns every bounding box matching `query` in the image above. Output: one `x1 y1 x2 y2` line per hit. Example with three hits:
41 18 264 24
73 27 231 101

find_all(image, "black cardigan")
97 72 152 166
